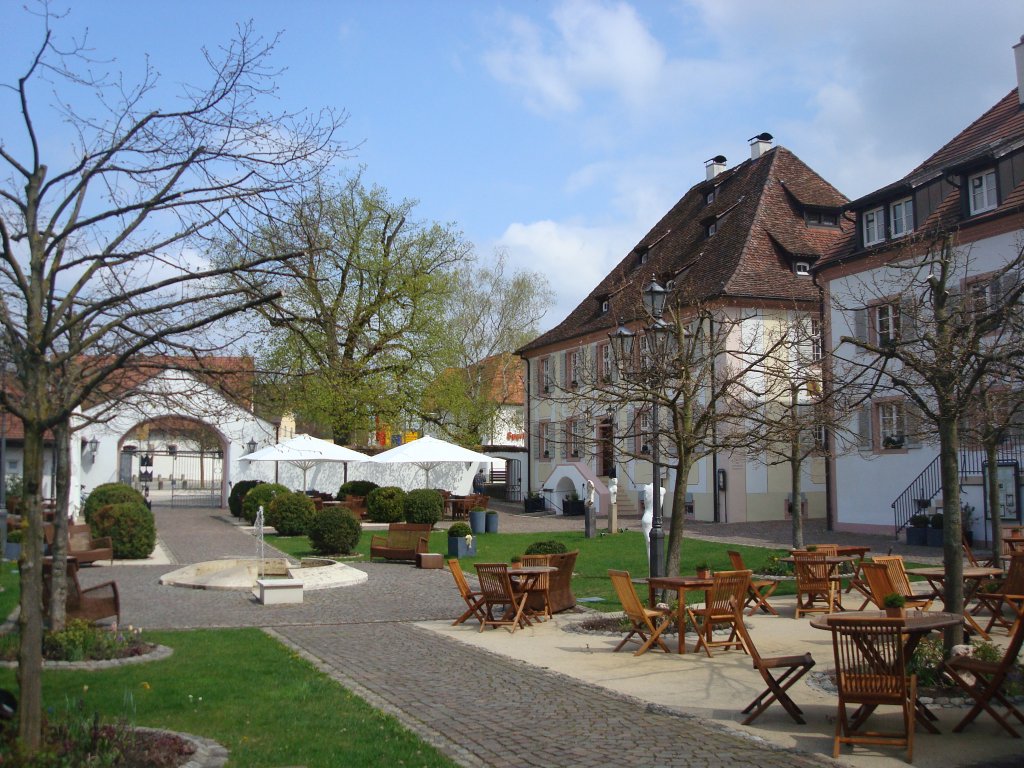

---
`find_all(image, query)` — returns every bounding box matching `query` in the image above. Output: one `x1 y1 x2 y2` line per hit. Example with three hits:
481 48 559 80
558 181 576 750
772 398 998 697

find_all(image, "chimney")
749 132 774 159
1015 35 1024 106
705 155 727 180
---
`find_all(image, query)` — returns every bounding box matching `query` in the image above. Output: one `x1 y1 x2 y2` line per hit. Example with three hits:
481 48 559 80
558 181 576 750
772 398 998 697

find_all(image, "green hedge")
524 540 568 555
403 488 443 526
266 491 316 537
366 486 406 523
308 507 362 555
229 480 261 519
82 483 146 526
90 501 155 559
242 483 289 524
337 480 378 500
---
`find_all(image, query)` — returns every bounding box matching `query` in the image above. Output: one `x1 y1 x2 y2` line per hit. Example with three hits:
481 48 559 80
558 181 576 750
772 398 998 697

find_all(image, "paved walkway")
79 505 836 768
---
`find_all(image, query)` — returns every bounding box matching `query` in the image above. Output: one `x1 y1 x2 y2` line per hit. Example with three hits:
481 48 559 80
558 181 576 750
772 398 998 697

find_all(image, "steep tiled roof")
519 147 850 353
817 90 1024 271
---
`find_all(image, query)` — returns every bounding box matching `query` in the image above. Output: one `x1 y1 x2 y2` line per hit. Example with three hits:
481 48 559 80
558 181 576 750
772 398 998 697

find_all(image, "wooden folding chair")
608 569 673 655
728 550 778 615
872 555 936 610
734 618 815 725
793 552 839 618
685 569 751 657
963 534 998 569
519 553 552 620
943 614 1024 737
977 552 1024 635
448 559 485 627
474 563 528 633
861 562 933 611
830 617 917 762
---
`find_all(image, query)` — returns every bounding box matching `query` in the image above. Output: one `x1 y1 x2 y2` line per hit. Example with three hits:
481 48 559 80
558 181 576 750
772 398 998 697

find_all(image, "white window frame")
794 261 810 276
541 357 552 393
877 401 907 448
890 197 913 237
863 206 885 246
706 221 717 237
599 343 612 381
874 302 900 346
539 422 552 459
968 169 997 215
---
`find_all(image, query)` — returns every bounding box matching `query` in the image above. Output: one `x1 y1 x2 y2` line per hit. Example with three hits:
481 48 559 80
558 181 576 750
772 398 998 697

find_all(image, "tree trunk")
48 421 71 631
665 461 688 577
986 441 1002 557
790 453 804 550
938 414 964 649
16 421 46 749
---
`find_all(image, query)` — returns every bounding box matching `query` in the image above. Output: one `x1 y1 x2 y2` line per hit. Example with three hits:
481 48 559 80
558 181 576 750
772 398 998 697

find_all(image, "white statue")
608 477 618 497
586 479 596 509
639 482 666 564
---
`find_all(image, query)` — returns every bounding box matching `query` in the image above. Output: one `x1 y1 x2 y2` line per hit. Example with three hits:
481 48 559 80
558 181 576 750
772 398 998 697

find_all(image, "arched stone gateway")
75 367 277 513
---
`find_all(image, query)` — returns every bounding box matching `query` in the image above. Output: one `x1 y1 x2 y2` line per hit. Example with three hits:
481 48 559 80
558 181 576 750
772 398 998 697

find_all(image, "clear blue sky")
3 1 1023 331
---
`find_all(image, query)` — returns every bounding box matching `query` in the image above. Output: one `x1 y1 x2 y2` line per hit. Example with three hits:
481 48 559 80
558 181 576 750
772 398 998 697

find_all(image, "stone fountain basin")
159 557 367 591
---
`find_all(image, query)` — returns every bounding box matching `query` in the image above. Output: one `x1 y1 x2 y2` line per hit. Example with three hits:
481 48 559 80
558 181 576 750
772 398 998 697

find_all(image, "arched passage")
118 416 228 508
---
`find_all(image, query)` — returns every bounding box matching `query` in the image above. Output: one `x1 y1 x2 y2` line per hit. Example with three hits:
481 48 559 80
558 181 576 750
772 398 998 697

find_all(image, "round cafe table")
811 610 961 733
905 565 1002 640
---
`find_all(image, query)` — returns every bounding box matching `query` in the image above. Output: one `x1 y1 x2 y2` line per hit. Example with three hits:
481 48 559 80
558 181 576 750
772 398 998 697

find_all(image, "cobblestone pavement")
79 504 837 767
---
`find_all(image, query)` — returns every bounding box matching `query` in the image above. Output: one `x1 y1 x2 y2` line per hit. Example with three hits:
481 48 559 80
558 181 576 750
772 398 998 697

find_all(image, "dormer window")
706 221 717 238
637 248 649 266
599 298 610 314
705 189 716 205
805 210 839 227
968 169 997 215
794 261 810 276
862 206 885 247
890 197 913 237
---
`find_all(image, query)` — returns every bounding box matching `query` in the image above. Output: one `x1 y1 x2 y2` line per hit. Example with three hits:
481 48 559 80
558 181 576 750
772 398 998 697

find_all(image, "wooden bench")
370 523 432 562
68 524 114 565
43 558 120 625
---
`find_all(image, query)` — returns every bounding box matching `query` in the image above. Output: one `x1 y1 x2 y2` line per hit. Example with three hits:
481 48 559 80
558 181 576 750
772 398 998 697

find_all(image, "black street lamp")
246 438 258 455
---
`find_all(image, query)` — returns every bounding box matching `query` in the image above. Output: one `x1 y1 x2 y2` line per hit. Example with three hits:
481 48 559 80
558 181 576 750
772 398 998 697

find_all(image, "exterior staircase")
891 435 1024 536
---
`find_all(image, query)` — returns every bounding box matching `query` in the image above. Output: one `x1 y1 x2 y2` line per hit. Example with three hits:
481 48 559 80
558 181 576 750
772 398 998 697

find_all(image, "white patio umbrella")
368 435 493 487
241 433 368 490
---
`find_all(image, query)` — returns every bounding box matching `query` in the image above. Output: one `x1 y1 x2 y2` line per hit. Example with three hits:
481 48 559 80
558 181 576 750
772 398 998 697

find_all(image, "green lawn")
267 528 797 609
0 628 457 768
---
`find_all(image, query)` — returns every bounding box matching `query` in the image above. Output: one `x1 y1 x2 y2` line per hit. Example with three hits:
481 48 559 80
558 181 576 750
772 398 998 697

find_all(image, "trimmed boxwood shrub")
366 486 406 523
403 488 443 526
90 501 156 559
83 483 146 526
266 491 316 537
447 522 472 538
229 480 261 519
337 480 378 500
309 507 362 555
241 483 289 524
525 540 568 555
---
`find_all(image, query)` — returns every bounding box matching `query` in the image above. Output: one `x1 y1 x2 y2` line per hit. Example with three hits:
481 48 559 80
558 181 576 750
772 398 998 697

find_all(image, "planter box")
469 510 486 534
563 499 586 516
906 527 928 546
485 513 498 534
447 536 477 558
3 542 20 560
523 497 546 513
926 528 944 547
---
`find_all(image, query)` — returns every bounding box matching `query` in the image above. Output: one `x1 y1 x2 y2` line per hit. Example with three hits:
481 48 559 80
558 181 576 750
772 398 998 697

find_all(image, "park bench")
369 523 432 562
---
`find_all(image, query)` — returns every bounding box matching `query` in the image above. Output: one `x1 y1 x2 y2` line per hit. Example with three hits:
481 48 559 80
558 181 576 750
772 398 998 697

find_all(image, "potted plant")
4 528 21 560
485 509 498 534
883 592 906 619
468 506 487 534
927 512 944 547
446 522 476 558
563 491 585 517
510 554 521 567
906 514 929 546
523 492 545 513
4 474 24 514
695 561 712 579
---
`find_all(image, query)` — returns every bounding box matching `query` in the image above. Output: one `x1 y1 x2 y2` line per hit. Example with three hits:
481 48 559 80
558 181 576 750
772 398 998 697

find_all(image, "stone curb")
134 726 229 768
0 644 173 670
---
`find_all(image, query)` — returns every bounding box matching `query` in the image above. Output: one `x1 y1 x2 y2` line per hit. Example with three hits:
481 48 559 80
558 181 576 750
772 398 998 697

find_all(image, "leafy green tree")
229 172 472 443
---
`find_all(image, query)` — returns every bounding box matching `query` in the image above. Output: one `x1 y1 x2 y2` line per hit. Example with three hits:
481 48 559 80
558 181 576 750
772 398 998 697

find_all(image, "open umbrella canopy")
368 435 493 486
241 433 367 489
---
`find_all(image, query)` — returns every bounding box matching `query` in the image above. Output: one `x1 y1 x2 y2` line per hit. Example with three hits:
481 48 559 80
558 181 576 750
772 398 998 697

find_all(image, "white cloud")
495 218 636 328
484 0 667 115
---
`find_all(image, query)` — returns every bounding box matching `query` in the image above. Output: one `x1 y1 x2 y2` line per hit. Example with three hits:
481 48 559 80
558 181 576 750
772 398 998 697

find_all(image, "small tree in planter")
883 592 906 618
447 522 476 558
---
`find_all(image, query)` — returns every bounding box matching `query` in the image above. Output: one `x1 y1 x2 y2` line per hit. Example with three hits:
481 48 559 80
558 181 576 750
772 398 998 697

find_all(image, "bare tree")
833 233 1024 646
0 10 346 748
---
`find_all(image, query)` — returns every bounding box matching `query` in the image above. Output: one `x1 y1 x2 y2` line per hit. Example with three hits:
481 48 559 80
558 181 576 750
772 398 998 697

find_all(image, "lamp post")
609 279 672 579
